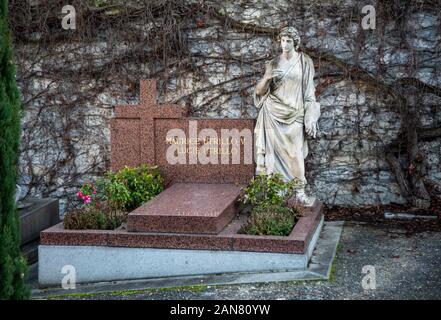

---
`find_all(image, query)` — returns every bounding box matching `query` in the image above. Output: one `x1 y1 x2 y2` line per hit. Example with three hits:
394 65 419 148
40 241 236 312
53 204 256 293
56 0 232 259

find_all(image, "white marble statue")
254 26 321 204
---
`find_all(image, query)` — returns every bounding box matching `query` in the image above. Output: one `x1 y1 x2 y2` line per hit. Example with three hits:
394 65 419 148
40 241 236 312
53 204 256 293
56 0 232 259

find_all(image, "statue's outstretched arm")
255 62 273 96
255 61 284 96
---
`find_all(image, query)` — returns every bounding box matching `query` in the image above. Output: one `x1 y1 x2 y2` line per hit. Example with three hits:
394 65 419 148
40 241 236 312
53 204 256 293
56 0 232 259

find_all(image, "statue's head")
278 26 301 52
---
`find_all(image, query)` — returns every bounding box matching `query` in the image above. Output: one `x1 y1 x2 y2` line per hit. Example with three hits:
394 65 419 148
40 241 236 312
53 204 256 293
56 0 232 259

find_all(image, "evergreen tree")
0 0 30 299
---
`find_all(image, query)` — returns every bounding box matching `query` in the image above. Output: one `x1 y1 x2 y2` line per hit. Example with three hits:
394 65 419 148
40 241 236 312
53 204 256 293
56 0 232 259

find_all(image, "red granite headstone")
110 80 255 186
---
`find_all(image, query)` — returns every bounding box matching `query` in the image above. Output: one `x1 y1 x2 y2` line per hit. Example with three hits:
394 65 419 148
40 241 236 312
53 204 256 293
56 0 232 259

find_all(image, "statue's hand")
265 69 284 81
305 120 317 138
304 101 320 138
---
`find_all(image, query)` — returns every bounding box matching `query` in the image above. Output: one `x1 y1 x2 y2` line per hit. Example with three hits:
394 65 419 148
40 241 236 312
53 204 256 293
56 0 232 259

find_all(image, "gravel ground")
40 221 441 300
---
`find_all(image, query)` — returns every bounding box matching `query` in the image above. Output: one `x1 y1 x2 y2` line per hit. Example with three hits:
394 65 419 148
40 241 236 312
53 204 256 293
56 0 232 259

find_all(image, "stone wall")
12 0 441 214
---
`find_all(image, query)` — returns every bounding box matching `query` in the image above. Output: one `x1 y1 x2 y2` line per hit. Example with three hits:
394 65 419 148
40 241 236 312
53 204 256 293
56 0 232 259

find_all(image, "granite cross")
110 80 188 171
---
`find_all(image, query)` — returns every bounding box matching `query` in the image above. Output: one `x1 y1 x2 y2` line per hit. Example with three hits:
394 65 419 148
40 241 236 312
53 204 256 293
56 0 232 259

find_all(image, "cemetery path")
31 221 441 300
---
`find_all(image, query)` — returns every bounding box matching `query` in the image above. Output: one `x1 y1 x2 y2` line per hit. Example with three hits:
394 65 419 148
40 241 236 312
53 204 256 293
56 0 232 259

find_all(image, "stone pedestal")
39 196 324 286
19 198 60 264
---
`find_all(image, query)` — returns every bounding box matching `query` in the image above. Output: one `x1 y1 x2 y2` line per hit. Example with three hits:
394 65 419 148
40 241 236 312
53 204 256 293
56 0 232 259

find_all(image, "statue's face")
280 36 295 53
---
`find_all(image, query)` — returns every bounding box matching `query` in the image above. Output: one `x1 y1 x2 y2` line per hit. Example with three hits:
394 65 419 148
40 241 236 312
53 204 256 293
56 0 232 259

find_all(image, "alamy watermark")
361 265 376 290
61 265 76 290
165 120 253 165
361 5 376 30
61 5 76 30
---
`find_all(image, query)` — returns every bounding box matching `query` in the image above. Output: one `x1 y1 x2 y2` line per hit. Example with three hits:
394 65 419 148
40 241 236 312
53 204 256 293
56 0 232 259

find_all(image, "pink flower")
77 191 83 198
93 190 97 195
84 198 91 204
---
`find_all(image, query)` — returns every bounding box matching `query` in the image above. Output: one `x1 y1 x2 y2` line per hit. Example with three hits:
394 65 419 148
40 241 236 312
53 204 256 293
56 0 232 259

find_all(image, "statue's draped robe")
254 52 320 184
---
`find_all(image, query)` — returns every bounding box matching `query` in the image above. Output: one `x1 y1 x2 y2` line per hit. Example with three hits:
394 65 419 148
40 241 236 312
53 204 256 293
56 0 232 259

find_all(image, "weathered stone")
13 1 441 214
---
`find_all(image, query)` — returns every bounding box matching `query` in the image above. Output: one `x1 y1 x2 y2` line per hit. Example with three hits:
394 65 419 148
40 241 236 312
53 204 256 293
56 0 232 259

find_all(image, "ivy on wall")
9 0 441 210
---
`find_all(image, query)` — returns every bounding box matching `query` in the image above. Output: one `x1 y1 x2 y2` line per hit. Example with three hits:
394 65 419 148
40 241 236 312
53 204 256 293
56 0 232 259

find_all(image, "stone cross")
110 80 188 171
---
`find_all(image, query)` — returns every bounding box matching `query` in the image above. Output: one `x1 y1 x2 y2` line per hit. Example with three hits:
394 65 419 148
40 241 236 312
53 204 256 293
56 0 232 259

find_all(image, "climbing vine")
9 0 441 210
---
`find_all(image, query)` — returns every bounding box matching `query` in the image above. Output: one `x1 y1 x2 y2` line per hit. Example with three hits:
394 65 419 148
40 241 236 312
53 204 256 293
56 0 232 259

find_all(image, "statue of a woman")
254 26 320 204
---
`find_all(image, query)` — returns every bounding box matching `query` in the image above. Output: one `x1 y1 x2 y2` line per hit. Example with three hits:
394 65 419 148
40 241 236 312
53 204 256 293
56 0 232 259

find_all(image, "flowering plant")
77 182 98 205
66 165 164 230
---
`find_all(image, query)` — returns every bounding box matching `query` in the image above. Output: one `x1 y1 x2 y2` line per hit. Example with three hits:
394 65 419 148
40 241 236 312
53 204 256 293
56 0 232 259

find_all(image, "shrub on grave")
63 204 127 230
238 173 303 236
238 204 302 236
101 165 164 212
64 164 164 230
